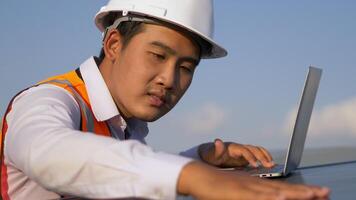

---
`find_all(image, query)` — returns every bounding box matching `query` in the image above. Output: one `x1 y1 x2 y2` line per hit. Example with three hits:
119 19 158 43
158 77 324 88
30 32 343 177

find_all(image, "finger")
261 180 329 199
214 138 227 159
277 185 322 200
222 156 250 167
230 145 259 167
258 146 275 164
306 185 330 198
238 175 329 200
245 145 273 168
221 156 250 167
255 180 314 200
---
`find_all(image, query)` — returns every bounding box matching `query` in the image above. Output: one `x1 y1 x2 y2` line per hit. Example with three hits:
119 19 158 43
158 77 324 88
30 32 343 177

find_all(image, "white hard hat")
94 0 227 59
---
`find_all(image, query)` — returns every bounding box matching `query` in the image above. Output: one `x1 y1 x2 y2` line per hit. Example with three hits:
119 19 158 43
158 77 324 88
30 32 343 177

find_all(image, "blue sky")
1 1 356 153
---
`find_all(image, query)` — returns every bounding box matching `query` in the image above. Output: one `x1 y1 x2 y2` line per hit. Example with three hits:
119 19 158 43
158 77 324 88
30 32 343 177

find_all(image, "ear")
103 29 122 62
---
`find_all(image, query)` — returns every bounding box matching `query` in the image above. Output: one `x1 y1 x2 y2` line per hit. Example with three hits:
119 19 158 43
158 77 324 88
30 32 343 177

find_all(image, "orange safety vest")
1 69 112 200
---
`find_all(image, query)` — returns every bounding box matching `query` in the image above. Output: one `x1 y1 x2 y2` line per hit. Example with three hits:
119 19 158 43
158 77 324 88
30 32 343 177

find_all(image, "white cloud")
284 96 356 137
182 102 227 135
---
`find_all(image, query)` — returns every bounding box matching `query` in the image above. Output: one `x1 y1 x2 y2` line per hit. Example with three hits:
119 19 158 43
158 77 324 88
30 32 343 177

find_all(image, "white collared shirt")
3 57 194 200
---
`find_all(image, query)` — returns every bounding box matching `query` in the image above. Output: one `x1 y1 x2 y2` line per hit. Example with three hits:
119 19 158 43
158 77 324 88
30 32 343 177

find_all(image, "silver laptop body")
247 66 322 178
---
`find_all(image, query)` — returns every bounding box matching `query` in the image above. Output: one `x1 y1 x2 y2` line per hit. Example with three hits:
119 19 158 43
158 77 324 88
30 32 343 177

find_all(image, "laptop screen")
284 66 322 175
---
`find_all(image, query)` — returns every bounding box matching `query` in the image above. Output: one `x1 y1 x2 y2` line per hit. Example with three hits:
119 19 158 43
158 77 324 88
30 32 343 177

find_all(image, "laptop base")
246 164 286 178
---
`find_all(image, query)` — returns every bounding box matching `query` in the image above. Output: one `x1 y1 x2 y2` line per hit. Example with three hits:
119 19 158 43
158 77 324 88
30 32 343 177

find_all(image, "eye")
180 65 194 74
150 52 166 61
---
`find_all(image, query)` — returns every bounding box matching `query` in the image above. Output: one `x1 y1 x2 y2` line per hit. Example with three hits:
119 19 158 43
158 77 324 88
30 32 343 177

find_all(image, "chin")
136 114 161 122
134 109 167 122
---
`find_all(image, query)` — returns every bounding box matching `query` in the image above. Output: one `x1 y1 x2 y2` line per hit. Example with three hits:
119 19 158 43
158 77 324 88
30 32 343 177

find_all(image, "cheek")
115 57 144 83
115 62 156 97
177 75 193 96
110 61 138 102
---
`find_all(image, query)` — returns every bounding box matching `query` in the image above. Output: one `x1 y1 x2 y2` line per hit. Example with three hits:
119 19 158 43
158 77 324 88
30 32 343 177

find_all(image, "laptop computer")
223 66 322 178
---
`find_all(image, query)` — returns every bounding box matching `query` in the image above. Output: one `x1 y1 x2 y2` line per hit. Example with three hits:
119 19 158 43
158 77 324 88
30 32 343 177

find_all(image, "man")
1 0 329 199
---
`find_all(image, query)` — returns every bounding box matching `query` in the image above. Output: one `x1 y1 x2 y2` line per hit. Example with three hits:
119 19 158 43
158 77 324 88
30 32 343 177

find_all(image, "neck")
99 58 132 120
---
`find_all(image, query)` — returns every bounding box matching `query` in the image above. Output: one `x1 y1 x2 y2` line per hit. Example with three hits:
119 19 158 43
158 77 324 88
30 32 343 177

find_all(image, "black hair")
97 13 145 65
97 12 212 65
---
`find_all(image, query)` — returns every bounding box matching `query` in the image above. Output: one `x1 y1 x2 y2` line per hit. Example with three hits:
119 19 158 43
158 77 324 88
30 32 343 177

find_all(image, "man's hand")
178 161 330 200
198 138 275 168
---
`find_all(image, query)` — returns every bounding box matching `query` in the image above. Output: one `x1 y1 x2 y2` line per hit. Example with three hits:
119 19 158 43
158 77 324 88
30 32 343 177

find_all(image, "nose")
156 63 178 90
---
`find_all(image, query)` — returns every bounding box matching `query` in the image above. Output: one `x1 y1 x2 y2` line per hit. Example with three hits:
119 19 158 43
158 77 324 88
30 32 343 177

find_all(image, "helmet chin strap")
102 14 157 44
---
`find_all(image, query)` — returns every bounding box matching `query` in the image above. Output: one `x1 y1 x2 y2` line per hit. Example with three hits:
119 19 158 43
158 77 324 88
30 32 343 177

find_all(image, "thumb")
214 138 226 159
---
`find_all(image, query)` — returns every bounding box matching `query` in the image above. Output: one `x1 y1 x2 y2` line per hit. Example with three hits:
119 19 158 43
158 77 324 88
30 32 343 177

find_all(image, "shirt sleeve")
4 84 192 199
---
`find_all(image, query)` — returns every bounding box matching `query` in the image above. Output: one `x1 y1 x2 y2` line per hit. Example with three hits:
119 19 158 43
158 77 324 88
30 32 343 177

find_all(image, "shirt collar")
79 57 148 138
79 57 120 122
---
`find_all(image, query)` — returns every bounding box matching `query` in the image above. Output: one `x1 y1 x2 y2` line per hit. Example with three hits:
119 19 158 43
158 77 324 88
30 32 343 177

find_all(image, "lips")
148 91 167 107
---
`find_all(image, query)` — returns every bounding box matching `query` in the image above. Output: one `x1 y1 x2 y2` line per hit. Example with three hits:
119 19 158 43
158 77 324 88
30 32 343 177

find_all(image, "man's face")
106 24 200 122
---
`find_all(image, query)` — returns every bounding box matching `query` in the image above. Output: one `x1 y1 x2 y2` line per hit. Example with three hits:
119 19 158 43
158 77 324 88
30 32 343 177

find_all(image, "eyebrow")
150 41 200 66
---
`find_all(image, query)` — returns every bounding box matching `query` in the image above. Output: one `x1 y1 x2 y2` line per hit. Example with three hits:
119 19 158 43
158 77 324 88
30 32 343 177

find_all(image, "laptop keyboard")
245 164 284 174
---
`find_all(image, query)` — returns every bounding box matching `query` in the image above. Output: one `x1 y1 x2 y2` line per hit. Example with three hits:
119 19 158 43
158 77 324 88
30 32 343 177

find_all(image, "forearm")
28 133 190 199
8 111 191 199
177 160 330 200
5 85 191 199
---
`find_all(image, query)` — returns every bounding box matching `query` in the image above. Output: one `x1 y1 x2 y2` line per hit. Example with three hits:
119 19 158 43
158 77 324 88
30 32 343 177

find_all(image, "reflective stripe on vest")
41 79 95 132
1 69 111 199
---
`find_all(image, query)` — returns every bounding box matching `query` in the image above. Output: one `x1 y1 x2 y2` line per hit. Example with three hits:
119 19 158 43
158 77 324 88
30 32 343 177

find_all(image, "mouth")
148 92 166 107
